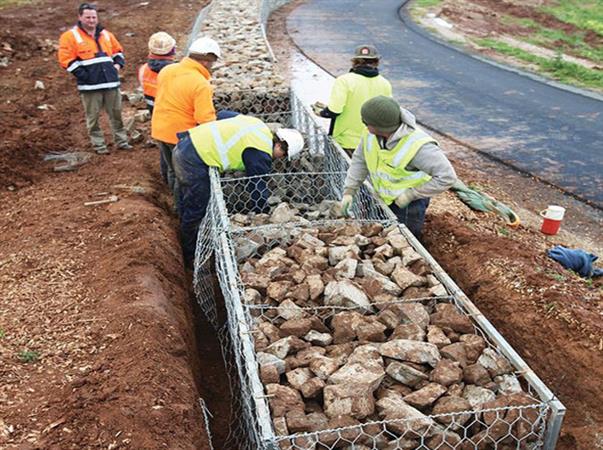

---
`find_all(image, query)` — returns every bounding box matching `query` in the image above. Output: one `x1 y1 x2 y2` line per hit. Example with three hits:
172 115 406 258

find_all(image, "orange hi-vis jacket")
151 57 216 144
138 55 174 110
58 24 124 91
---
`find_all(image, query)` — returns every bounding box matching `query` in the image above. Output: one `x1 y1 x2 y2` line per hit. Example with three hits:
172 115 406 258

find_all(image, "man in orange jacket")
151 36 223 193
58 3 131 154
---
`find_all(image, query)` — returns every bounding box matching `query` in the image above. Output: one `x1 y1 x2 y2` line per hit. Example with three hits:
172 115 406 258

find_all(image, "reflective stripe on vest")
363 129 436 205
188 116 273 172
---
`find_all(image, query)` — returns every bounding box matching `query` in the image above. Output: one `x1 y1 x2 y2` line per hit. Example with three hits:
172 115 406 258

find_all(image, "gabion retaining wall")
192 89 564 450
186 1 565 448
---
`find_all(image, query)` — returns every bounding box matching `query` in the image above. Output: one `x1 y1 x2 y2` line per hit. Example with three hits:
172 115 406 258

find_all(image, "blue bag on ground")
547 245 603 278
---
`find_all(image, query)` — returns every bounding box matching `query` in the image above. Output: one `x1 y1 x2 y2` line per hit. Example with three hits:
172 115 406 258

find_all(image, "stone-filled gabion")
235 221 543 449
199 0 286 91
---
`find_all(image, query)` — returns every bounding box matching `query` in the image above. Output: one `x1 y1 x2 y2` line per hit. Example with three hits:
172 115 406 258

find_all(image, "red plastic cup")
540 206 565 235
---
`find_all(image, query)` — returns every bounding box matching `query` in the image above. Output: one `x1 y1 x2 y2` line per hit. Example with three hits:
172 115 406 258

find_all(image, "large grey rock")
379 339 441 367
386 361 429 387
270 202 298 223
376 390 436 436
463 385 496 408
257 352 286 375
495 374 523 395
399 302 430 329
309 356 340 380
304 330 333 346
306 274 324 300
329 357 385 392
334 258 358 279
478 348 514 377
286 367 313 390
391 267 425 291
323 383 375 419
328 245 360 266
265 336 309 359
324 280 372 311
277 299 306 321
403 382 448 409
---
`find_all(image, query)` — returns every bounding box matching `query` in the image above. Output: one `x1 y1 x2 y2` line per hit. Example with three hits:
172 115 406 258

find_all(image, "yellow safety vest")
362 128 436 205
189 115 273 172
329 72 392 149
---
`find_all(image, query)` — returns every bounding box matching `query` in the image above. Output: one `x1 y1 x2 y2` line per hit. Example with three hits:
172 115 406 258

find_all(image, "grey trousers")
80 88 128 151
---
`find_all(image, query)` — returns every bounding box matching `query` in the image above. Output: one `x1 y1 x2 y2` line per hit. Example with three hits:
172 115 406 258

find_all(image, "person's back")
330 69 391 149
151 57 215 145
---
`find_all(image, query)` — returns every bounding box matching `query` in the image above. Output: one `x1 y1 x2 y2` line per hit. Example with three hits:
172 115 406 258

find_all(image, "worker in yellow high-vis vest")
172 115 304 266
340 96 457 238
312 45 392 155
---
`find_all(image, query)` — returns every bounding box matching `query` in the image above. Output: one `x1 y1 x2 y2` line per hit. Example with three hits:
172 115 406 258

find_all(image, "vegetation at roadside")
542 0 603 37
413 0 442 7
475 38 603 90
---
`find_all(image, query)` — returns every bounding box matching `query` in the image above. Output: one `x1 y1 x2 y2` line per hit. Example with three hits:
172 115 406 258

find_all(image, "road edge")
398 0 603 103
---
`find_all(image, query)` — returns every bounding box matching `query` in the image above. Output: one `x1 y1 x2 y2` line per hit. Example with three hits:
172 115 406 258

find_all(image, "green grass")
413 0 443 6
500 13 603 64
475 38 603 90
18 350 40 363
0 328 5 339
542 0 603 37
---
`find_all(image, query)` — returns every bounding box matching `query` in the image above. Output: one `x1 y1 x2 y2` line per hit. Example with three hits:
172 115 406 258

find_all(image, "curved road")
287 0 603 207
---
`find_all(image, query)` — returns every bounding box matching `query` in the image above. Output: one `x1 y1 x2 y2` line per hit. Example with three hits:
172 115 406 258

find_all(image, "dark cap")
78 3 97 14
352 44 380 60
361 96 401 133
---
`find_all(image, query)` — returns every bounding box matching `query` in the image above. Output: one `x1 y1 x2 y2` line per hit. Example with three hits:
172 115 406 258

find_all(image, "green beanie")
361 96 401 133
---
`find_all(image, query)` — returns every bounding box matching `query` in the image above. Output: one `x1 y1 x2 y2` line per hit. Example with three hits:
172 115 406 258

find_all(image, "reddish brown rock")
323 383 375 419
266 383 305 418
430 359 463 386
440 342 469 368
300 377 325 399
403 382 447 409
464 363 492 386
430 304 474 334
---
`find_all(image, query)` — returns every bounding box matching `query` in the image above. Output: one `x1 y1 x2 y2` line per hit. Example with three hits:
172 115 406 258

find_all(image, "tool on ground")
84 195 119 207
311 101 327 116
451 180 520 226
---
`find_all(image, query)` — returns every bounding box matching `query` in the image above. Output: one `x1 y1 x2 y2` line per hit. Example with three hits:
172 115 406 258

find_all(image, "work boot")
118 143 133 150
95 147 110 155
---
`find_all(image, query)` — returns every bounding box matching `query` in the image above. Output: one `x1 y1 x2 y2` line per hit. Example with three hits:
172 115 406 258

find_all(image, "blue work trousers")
389 198 430 239
172 133 211 266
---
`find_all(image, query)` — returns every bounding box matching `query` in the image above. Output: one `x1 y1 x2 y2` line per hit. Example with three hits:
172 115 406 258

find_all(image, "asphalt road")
287 0 603 207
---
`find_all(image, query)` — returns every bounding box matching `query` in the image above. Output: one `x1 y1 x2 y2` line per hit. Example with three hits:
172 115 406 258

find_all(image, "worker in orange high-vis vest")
151 36 222 197
58 2 131 154
138 32 176 114
138 32 176 183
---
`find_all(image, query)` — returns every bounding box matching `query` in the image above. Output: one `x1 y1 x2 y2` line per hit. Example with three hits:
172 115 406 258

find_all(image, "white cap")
148 32 176 55
275 128 304 160
189 37 221 58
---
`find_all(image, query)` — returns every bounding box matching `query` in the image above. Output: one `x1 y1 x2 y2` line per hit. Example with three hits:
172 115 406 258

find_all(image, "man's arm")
193 83 217 124
406 143 457 199
242 148 272 213
343 140 369 196
108 31 125 68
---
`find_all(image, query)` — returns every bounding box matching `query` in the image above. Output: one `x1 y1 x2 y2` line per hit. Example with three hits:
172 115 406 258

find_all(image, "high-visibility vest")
328 72 392 149
138 63 158 107
138 56 174 108
189 115 273 172
58 25 124 91
362 128 435 205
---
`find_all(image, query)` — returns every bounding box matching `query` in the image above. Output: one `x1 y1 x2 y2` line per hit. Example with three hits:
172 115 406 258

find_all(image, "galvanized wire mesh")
192 87 562 449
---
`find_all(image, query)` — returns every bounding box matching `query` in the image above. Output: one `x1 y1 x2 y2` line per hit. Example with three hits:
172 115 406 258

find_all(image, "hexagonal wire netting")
192 88 564 449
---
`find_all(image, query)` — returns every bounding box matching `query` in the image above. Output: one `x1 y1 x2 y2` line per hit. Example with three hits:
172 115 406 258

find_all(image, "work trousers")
389 198 431 240
172 133 211 267
80 88 128 151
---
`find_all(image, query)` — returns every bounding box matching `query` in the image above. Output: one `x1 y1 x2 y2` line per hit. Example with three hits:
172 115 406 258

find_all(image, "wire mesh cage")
192 86 564 449
218 220 551 450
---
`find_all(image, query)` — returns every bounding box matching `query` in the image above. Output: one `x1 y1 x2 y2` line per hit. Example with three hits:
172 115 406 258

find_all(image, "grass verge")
475 38 603 91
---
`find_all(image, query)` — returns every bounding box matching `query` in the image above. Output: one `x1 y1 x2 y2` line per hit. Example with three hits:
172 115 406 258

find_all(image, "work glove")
394 189 416 209
339 194 354 217
311 101 327 116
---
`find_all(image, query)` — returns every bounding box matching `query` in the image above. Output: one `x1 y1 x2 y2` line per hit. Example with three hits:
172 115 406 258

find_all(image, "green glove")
340 194 353 217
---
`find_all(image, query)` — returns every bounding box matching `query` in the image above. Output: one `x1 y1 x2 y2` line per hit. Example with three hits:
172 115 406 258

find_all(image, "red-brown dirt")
0 0 601 449
0 0 223 448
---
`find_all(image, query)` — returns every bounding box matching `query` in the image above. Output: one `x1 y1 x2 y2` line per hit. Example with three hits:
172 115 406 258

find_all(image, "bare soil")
0 0 601 449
